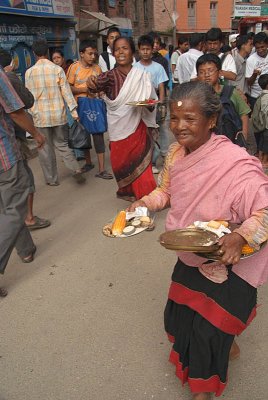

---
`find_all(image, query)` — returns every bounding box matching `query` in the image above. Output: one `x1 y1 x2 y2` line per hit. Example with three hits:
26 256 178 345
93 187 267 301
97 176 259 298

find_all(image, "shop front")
0 0 77 79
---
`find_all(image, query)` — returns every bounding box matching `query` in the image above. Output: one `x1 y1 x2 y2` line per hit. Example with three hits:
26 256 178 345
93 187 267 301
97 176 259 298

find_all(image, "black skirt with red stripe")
164 259 257 397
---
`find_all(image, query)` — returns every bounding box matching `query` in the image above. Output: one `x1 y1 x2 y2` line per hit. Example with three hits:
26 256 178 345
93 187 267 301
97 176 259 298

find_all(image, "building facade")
175 0 234 34
0 0 76 79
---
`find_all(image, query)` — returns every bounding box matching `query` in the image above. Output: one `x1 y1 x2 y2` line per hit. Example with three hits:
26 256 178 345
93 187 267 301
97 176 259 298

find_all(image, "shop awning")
80 10 118 33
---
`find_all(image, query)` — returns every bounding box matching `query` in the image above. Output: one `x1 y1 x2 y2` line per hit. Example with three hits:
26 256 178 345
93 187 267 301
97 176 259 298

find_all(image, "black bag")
68 120 92 150
217 86 247 148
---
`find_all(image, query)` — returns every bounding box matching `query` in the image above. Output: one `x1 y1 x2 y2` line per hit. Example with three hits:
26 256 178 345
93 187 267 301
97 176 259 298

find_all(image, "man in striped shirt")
25 39 85 185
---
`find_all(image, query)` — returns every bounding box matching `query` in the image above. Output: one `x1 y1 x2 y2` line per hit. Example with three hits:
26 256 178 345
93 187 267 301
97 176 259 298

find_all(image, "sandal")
26 216 51 231
95 171 113 180
21 245 37 263
0 287 8 297
81 163 95 173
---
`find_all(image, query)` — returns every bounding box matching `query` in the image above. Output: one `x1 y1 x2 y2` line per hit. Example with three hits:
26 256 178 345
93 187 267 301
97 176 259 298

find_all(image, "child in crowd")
67 40 112 179
252 74 268 167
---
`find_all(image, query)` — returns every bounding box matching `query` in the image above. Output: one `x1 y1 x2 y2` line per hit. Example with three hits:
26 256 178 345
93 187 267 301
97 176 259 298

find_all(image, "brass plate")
126 100 160 107
195 241 267 261
159 228 219 252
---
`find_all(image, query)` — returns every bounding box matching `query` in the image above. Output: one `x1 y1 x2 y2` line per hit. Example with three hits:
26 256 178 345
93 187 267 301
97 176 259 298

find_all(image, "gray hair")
170 81 222 119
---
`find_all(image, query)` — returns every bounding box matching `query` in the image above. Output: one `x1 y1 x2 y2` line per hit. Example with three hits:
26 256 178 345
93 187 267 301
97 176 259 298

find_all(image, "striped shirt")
25 59 78 128
0 67 23 173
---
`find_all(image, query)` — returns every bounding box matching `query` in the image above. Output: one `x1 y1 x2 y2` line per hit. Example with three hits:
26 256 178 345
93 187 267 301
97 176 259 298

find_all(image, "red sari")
97 68 156 200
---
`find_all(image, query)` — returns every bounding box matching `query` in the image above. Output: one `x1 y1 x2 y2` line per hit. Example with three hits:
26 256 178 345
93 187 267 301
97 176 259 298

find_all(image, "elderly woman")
87 37 158 201
129 81 268 399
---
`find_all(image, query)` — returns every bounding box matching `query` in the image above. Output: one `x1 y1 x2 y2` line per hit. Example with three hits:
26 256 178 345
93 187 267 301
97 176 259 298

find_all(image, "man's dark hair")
196 53 221 73
205 28 223 42
32 39 48 57
112 36 136 55
258 74 268 90
0 48 12 68
107 26 121 37
221 45 232 53
236 35 250 50
79 40 97 53
189 33 204 48
147 31 161 44
178 35 188 46
253 32 268 45
138 34 154 48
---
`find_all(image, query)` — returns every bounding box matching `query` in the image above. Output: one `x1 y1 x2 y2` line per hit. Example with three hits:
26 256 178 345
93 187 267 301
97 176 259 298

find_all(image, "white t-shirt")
191 52 237 80
133 61 168 89
171 50 181 82
176 48 203 83
245 52 268 98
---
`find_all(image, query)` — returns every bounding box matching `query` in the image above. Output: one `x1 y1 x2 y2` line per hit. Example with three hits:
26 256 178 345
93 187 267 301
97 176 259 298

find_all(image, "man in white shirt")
134 34 169 174
233 35 253 93
175 33 203 83
246 32 268 110
191 28 237 83
170 36 189 85
98 27 121 72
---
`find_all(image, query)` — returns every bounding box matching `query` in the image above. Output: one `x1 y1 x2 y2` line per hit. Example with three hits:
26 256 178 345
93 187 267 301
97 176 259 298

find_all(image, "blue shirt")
0 67 23 173
134 61 168 89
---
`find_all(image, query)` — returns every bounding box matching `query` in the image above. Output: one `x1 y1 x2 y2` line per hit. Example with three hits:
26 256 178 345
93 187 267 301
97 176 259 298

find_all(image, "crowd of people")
1 25 268 400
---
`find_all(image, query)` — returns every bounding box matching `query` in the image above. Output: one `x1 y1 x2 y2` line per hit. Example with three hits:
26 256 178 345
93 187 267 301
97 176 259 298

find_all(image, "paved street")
1 144 268 400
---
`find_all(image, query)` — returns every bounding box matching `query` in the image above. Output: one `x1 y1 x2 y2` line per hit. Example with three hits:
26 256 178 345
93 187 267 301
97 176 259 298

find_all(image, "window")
144 0 149 21
188 1 196 29
210 2 217 27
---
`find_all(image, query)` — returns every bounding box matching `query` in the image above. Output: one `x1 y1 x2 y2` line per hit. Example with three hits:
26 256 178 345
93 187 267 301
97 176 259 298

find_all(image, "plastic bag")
68 120 92 150
77 97 107 134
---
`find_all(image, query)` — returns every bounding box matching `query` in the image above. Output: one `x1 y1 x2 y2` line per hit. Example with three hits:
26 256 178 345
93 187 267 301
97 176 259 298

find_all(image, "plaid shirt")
25 59 78 128
0 67 23 173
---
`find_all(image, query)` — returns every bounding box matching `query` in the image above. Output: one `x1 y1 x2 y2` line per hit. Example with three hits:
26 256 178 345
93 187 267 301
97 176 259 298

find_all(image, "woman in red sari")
87 37 157 201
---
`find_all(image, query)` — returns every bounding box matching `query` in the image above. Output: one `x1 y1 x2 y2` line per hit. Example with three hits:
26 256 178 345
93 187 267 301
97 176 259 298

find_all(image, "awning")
80 10 118 33
239 16 268 25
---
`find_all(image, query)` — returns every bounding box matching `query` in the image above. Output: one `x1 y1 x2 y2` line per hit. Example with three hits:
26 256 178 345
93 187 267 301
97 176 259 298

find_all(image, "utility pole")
173 0 177 47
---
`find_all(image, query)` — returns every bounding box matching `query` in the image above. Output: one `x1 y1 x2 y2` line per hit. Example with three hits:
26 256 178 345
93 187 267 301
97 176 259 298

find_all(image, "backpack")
217 86 243 143
101 51 110 70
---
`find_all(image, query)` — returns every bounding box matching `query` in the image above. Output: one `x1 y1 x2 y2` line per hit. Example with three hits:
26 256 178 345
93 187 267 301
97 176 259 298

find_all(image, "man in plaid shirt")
25 39 85 185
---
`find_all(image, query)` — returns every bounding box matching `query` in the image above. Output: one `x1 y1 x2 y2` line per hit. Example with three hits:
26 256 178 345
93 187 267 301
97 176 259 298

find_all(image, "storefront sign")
0 0 74 18
234 5 261 18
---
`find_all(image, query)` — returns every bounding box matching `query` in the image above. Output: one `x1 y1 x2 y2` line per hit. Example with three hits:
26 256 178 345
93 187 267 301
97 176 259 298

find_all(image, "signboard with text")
0 0 74 18
234 5 261 18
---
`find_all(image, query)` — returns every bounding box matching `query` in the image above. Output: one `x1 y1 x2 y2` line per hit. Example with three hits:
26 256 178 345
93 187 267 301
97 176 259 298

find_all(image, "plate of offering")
102 208 155 238
126 99 160 107
159 228 220 252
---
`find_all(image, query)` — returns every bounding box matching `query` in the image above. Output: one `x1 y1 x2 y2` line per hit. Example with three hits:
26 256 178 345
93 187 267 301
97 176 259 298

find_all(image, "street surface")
1 134 267 400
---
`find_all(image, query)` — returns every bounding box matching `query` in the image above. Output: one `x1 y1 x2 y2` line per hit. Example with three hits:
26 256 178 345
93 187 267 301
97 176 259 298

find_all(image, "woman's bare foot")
192 393 211 400
229 339 240 361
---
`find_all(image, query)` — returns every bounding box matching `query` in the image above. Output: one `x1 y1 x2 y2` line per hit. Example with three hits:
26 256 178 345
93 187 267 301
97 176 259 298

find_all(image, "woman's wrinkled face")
52 52 64 67
170 99 215 152
113 38 133 66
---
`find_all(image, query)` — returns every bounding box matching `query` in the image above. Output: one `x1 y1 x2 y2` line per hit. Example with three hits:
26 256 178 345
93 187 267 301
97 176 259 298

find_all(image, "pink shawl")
166 134 268 288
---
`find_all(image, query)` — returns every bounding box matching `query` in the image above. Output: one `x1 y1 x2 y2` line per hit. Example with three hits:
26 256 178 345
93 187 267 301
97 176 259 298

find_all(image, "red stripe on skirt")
110 121 156 199
170 348 227 397
168 281 256 335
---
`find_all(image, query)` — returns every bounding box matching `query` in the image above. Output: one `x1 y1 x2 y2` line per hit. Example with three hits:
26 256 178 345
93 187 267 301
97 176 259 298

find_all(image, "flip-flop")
95 171 113 180
26 216 51 231
81 163 95 173
21 245 37 263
